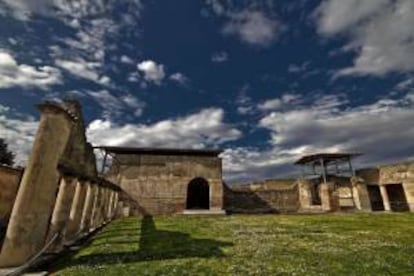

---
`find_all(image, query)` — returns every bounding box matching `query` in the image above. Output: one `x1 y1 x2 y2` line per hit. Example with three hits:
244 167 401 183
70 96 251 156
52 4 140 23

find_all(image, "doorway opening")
186 178 209 209
386 184 409 212
367 185 384 211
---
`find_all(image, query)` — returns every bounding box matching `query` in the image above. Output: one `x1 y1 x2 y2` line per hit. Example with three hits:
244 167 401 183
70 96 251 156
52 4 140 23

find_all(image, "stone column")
65 179 87 242
89 186 101 229
103 188 110 222
46 175 77 252
79 182 96 233
321 182 339 212
298 179 312 210
351 176 371 211
106 190 114 219
0 103 74 267
112 192 119 218
403 182 414 212
380 185 391 211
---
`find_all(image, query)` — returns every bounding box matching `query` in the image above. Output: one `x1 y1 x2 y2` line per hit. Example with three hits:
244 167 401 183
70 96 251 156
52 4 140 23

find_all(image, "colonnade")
0 102 122 268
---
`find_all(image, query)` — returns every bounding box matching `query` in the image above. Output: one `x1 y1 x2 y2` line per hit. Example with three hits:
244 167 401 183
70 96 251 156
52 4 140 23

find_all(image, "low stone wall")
0 165 23 232
224 180 299 214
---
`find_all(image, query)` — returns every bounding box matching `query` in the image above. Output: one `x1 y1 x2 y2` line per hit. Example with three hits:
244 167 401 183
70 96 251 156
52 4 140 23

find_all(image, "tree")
0 138 15 166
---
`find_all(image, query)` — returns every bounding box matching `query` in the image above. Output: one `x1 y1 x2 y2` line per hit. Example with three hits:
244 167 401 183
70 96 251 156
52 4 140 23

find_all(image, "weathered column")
112 192 119 218
79 182 96 233
351 176 371 211
380 185 391 211
321 182 339 212
46 175 77 252
103 188 111 222
403 182 414 212
0 103 74 267
65 179 88 242
298 179 312 210
89 186 101 229
108 190 115 219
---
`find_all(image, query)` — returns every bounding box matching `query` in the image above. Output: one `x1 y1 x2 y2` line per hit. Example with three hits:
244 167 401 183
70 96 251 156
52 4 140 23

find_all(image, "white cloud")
316 0 414 76
223 92 414 183
85 90 145 118
206 1 282 47
0 106 38 165
169 72 188 85
258 93 300 111
0 50 61 89
211 51 228 63
55 58 100 81
1 0 143 87
87 108 242 148
137 60 166 85
222 10 280 47
120 55 134 64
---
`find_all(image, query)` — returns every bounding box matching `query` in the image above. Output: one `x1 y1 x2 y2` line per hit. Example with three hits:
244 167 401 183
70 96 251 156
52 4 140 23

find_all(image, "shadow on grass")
52 216 233 269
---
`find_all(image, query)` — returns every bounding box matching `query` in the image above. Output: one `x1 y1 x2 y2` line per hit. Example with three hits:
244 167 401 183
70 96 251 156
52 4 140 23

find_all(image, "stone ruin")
0 100 126 270
0 100 413 271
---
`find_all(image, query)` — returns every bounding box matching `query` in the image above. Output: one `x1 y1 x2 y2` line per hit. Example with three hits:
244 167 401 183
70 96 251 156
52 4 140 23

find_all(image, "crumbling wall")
379 161 414 211
0 165 23 235
223 180 299 213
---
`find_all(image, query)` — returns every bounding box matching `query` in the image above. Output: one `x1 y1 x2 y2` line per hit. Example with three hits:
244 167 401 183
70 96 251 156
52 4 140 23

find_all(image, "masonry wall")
0 165 23 234
379 161 414 211
109 154 223 215
223 179 299 213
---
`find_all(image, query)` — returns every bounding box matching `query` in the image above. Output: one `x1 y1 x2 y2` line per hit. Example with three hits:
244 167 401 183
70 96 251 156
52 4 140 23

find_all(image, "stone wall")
108 154 223 215
379 161 414 211
0 165 23 233
223 180 299 213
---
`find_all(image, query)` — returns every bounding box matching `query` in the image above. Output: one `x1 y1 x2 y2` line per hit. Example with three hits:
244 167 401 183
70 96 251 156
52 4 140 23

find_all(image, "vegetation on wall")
0 138 14 166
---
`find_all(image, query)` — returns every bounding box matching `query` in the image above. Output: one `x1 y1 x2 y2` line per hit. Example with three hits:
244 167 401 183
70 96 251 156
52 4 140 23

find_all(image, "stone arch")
186 177 210 209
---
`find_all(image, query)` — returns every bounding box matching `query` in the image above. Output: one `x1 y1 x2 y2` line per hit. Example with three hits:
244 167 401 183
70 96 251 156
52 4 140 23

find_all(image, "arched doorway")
186 178 210 209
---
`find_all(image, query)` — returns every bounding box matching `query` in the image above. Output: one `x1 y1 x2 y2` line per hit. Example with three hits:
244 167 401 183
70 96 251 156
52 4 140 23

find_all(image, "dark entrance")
186 178 209 209
386 184 409 212
310 182 321 205
367 185 384 211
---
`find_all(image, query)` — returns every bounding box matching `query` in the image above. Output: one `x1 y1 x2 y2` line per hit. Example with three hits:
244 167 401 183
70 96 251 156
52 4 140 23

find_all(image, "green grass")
51 213 414 275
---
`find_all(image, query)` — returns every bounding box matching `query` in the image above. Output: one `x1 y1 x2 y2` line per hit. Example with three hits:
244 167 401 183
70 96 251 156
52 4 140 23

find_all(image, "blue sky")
0 0 413 183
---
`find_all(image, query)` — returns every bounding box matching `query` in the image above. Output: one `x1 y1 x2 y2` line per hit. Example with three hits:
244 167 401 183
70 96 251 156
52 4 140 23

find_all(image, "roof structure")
294 153 361 165
94 146 222 157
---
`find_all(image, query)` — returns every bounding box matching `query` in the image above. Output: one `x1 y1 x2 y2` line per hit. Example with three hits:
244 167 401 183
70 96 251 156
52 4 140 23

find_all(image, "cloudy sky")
0 0 413 183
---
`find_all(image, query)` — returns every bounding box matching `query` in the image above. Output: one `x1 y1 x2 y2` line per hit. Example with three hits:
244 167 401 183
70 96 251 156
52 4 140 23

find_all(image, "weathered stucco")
223 179 299 213
108 153 224 215
0 166 23 230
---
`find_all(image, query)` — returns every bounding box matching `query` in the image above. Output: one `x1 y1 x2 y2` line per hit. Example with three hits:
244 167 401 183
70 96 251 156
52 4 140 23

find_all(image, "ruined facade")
356 162 414 212
102 147 225 215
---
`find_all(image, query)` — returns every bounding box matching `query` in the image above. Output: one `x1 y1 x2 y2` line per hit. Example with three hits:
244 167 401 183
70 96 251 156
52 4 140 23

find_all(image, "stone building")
356 161 414 212
99 147 225 215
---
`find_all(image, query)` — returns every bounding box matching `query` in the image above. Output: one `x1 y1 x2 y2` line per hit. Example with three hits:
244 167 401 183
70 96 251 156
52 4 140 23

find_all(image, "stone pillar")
0 103 74 267
79 182 96 233
106 191 115 219
112 192 119 218
65 179 87 241
380 185 391 211
298 179 312 210
95 187 105 227
351 177 371 211
103 188 110 222
90 186 101 229
46 175 77 252
402 182 414 212
321 182 339 212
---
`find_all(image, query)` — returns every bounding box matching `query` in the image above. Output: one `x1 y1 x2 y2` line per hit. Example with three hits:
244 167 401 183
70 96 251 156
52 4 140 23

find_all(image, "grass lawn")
51 213 414 275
